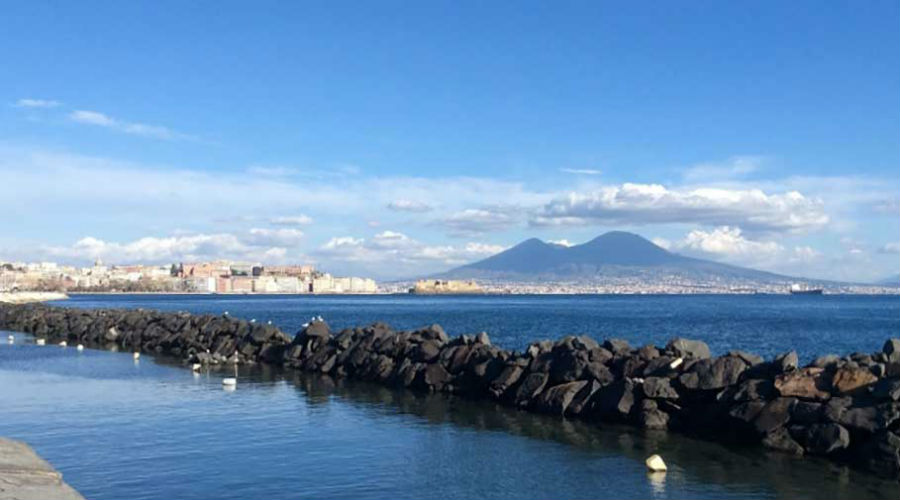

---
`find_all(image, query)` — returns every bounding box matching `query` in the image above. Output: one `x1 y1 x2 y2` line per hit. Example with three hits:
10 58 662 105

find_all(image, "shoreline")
0 437 84 500
2 302 900 481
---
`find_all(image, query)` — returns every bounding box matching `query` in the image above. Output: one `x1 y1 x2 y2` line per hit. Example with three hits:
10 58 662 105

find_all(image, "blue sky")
1 1 898 281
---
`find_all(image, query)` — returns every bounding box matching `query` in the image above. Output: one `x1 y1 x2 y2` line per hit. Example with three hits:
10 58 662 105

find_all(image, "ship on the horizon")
789 283 824 295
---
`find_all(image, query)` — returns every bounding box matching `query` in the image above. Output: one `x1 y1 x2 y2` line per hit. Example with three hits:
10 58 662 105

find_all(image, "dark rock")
872 378 900 401
514 372 550 407
489 365 524 398
567 380 602 415
595 379 636 419
762 427 804 455
754 397 796 435
638 399 669 430
678 356 747 391
810 354 840 369
667 338 711 359
729 401 766 425
794 423 850 455
854 431 900 478
837 403 900 433
603 338 631 356
303 321 331 339
422 363 451 391
413 340 441 363
728 350 764 366
719 378 774 403
642 377 679 400
790 401 823 425
535 381 588 414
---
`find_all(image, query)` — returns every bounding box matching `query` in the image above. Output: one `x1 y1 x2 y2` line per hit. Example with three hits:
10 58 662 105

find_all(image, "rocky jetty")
2 303 900 480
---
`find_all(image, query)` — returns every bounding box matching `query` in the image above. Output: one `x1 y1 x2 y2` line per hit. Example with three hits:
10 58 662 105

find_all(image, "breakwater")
2 303 900 480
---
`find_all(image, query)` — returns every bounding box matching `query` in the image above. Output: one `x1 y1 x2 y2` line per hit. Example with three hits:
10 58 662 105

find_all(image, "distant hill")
876 274 900 286
440 231 800 283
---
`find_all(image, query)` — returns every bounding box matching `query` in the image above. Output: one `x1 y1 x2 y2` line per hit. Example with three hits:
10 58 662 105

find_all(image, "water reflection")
277 370 894 500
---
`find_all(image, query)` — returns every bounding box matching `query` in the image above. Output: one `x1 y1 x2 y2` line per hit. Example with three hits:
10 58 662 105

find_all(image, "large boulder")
753 397 796 435
514 372 549 407
872 379 900 401
774 368 831 401
719 379 774 403
535 381 588 414
594 379 636 419
792 423 850 455
642 377 680 400
836 403 900 433
762 427 804 455
884 339 900 363
774 351 799 373
678 356 747 391
638 399 669 430
854 431 900 479
667 338 711 359
488 365 524 398
831 366 878 395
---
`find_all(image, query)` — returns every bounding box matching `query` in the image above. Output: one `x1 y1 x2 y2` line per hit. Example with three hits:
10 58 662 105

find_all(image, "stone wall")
2 303 899 480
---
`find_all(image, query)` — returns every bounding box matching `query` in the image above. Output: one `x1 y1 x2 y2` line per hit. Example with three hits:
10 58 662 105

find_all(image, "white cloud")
387 199 433 213
549 239 574 247
560 168 602 175
678 226 783 258
441 207 519 236
651 237 671 250
269 215 313 226
879 242 900 254
317 230 505 276
532 183 828 233
14 98 61 108
44 230 305 265
68 109 195 141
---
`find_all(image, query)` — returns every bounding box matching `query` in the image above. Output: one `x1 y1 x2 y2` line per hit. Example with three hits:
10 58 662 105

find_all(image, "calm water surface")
1 294 899 499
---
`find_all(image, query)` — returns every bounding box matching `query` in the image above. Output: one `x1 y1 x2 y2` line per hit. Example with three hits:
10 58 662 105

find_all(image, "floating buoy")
192 363 202 371
7 334 13 342
222 377 237 387
58 341 67 347
267 320 272 325
669 357 683 370
250 319 256 323
36 338 46 346
645 454 667 472
133 352 141 360
77 344 84 351
223 311 229 316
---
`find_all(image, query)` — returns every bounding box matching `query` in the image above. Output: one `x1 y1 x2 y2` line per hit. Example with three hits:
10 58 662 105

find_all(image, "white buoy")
77 344 85 351
267 320 272 325
133 352 141 360
645 454 667 472
222 377 237 387
669 357 683 370
223 311 229 316
58 341 67 347
7 334 13 342
36 338 46 346
192 363 202 371
250 319 256 323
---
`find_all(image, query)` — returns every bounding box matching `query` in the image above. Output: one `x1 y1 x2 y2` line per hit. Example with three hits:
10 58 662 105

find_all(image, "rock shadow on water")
278 369 898 500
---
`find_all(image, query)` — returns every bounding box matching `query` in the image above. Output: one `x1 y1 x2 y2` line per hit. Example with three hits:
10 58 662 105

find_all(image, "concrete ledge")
0 438 84 500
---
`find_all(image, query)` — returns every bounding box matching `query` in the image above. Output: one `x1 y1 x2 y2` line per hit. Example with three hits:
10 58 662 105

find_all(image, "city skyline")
1 1 898 282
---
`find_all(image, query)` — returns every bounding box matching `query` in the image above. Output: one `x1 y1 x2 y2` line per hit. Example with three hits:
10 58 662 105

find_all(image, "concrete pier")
0 438 84 500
